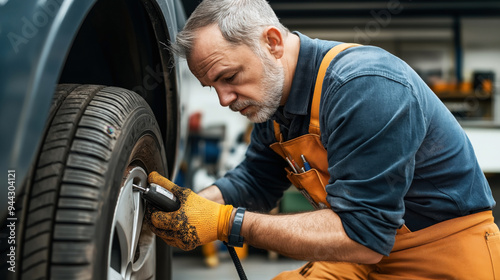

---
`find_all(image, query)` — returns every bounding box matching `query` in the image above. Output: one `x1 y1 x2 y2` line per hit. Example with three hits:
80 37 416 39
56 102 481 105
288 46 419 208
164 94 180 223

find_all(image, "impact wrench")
133 183 248 280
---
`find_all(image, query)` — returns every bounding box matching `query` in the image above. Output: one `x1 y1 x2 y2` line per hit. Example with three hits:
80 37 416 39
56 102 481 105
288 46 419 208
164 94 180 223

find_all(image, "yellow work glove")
145 172 234 251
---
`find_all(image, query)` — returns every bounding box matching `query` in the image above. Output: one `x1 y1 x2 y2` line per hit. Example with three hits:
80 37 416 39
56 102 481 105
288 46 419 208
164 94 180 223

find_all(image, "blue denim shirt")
214 32 495 255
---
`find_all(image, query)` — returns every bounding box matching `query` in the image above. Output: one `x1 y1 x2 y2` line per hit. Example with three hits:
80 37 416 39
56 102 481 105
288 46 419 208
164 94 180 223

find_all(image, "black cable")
223 242 248 280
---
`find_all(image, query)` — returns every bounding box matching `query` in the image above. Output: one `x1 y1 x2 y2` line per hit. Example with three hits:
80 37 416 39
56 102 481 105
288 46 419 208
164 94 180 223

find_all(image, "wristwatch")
227 207 246 247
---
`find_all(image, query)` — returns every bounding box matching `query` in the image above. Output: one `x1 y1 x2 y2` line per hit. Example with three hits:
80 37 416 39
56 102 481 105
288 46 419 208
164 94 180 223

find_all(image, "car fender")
0 0 97 217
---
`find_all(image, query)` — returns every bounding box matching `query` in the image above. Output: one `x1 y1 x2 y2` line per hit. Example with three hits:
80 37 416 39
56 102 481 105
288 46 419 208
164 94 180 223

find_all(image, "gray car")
0 0 196 279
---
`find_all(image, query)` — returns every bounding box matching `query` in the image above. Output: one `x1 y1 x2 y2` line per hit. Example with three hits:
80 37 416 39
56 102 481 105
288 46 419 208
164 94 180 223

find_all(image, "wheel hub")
108 166 156 280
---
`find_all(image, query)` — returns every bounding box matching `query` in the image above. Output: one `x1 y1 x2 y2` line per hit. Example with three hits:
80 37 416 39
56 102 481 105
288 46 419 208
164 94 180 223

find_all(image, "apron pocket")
286 168 330 209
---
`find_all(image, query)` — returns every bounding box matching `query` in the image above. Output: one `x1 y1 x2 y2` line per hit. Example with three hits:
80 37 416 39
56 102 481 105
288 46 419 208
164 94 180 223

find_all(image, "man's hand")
145 172 234 251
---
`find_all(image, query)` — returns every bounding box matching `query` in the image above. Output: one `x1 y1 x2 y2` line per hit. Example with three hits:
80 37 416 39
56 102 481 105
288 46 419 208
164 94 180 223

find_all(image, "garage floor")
172 253 306 280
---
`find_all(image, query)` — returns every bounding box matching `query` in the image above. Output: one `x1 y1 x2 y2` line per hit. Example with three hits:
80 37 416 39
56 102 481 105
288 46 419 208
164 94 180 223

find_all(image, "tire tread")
22 85 105 279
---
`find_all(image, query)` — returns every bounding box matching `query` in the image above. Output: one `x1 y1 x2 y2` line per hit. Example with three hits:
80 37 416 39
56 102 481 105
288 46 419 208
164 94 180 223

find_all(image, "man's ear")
263 26 284 59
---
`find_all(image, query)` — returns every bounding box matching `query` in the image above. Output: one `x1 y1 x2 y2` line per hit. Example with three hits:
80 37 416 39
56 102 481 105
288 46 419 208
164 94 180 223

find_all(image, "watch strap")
227 207 246 247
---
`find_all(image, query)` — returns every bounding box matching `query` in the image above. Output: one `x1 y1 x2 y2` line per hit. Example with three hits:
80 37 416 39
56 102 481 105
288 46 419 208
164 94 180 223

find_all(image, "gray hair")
172 0 289 59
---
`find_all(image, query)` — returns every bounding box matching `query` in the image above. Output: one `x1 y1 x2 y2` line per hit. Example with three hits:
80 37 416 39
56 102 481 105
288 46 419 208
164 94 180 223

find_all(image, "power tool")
132 183 180 212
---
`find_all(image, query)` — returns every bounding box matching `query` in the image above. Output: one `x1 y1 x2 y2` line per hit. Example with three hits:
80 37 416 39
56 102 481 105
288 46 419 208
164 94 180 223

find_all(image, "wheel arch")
58 0 181 178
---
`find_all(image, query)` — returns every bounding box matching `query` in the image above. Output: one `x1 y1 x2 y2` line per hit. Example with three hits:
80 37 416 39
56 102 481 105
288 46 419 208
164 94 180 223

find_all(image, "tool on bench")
133 182 248 280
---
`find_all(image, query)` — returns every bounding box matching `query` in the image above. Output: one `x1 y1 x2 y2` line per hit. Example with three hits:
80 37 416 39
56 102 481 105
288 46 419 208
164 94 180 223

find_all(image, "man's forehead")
190 25 230 59
188 25 235 78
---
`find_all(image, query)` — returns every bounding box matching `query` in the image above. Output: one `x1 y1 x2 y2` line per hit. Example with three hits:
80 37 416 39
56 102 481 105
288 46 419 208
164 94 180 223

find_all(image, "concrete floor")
172 253 306 280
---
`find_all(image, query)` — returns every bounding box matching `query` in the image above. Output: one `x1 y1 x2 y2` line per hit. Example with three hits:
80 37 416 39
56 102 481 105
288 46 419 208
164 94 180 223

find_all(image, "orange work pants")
273 211 500 279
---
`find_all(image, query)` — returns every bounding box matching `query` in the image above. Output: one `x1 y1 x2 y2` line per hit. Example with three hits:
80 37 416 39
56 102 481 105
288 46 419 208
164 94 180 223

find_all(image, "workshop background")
173 1 500 279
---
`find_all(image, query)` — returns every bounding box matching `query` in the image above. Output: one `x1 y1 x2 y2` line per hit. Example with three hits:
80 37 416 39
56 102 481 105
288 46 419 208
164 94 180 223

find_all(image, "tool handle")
143 183 180 212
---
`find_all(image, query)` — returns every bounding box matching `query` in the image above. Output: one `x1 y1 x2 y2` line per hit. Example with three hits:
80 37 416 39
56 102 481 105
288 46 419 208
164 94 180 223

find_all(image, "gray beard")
230 55 284 123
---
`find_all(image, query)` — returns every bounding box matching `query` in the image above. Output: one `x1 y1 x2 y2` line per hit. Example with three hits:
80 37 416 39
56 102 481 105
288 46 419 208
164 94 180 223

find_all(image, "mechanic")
146 0 500 278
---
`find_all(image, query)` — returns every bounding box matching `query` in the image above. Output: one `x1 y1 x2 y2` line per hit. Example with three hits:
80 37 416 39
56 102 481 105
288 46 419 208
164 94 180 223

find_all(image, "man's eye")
225 74 237 82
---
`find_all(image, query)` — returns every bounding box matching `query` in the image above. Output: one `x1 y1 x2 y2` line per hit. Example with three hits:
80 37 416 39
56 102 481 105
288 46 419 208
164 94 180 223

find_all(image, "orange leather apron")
270 43 360 209
270 43 500 279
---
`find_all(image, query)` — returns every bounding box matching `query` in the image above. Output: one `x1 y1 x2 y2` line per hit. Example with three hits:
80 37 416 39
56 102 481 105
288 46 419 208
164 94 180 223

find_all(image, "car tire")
20 84 171 279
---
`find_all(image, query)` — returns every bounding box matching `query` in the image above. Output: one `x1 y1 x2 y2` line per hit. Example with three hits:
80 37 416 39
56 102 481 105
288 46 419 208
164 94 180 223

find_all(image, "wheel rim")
108 166 156 280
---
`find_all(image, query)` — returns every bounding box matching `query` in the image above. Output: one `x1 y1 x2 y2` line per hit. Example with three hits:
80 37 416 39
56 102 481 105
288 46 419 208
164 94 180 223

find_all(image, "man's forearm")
240 209 383 264
197 185 381 263
197 185 225 204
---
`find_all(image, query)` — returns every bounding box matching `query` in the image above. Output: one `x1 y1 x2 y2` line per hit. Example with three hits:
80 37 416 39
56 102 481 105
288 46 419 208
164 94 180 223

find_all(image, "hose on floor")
224 242 248 280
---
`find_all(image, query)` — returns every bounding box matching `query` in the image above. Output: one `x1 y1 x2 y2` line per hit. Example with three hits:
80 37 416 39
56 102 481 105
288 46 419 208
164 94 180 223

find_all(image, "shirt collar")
282 32 319 117
271 32 341 124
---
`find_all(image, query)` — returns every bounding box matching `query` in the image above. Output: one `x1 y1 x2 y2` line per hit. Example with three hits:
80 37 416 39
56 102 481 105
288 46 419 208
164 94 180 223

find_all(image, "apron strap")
309 43 361 135
273 121 281 142
273 43 361 139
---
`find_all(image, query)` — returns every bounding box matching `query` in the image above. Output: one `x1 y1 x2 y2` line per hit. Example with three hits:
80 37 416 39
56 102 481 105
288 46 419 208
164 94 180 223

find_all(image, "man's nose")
216 87 237 107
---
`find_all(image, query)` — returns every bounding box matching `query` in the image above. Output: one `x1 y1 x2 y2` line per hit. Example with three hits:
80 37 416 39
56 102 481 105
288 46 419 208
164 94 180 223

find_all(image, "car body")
0 0 197 279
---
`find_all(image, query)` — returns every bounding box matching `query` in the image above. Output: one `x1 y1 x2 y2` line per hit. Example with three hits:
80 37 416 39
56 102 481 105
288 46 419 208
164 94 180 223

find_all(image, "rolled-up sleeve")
214 122 291 212
322 74 426 255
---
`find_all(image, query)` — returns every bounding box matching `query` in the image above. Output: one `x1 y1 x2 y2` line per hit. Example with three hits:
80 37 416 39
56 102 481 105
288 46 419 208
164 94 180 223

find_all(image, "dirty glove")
145 171 234 251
